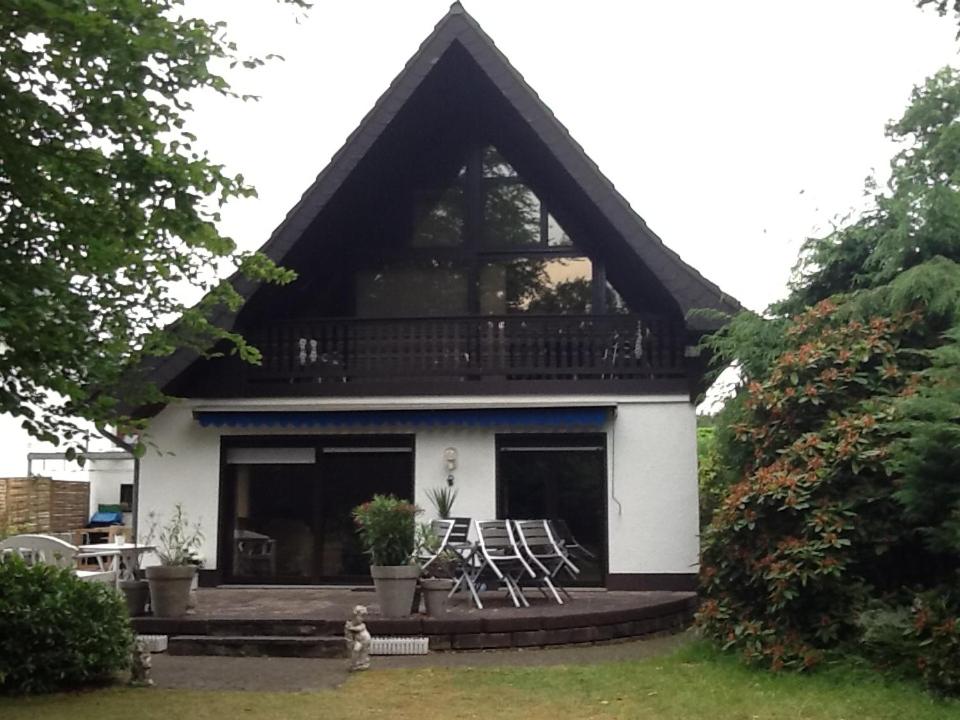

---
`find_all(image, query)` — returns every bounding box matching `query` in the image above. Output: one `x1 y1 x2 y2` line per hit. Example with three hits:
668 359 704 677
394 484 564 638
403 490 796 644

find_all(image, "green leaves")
0 1 302 450
0 556 134 694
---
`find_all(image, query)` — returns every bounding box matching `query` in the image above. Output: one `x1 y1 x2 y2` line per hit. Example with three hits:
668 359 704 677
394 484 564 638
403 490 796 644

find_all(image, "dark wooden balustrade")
241 314 687 395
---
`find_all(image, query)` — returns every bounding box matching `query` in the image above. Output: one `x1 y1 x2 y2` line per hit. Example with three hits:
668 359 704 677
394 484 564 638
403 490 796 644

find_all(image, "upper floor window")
353 144 631 318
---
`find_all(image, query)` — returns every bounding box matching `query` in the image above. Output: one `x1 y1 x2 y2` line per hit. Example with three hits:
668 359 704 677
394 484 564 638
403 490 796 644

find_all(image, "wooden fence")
0 477 90 534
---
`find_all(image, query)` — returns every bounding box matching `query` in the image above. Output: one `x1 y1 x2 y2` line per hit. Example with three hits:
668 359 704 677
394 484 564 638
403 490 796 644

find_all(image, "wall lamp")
444 447 458 486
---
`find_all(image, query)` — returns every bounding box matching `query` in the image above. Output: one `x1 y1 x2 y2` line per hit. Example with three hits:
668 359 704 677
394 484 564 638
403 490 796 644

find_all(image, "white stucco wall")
138 395 699 577
414 428 496 525
608 401 699 576
138 402 222 565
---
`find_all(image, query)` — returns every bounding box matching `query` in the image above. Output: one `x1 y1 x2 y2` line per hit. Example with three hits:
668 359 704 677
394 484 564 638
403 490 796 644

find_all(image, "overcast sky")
1 0 957 474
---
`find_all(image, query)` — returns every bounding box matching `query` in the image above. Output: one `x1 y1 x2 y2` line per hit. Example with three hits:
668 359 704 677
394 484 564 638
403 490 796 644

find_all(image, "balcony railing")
241 314 687 394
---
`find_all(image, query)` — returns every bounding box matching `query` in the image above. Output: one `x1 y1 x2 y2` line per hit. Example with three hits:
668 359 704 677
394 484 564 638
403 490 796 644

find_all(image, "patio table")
77 543 155 585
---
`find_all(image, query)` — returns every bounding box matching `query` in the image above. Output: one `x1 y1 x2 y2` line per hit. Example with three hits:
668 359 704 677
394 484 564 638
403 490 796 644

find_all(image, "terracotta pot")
370 565 420 618
145 565 196 618
421 577 455 616
119 579 150 617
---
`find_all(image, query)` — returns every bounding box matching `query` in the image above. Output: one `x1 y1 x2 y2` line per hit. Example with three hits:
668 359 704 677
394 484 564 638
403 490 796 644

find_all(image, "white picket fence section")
370 636 429 655
137 634 169 653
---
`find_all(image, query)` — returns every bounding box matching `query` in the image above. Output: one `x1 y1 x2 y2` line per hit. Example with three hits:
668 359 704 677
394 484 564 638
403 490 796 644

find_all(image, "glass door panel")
225 439 414 584
497 435 606 585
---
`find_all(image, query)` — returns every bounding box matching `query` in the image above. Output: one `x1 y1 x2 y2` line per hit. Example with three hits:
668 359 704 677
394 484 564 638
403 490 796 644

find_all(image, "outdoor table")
77 543 155 585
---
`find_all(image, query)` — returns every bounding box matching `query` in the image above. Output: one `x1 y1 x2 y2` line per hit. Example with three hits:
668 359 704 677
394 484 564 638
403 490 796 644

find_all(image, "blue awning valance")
194 407 610 430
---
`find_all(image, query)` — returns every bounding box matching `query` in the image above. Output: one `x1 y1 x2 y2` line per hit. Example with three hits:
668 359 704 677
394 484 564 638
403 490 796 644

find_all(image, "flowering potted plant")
143 504 204 618
352 495 421 617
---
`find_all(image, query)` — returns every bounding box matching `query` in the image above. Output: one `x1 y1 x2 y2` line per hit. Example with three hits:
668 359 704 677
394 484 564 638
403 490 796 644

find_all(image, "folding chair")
513 519 579 603
474 520 536 608
444 517 484 609
416 519 454 573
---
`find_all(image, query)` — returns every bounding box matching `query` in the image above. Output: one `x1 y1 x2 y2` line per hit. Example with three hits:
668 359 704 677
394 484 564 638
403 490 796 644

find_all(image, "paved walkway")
150 632 690 692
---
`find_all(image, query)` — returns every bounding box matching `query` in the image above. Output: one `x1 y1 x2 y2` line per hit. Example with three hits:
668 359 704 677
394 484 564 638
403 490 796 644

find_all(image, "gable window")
355 144 628 318
480 256 592 315
356 259 469 318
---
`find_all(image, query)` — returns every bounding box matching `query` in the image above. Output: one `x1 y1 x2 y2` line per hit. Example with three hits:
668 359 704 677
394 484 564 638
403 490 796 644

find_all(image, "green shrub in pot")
353 495 421 617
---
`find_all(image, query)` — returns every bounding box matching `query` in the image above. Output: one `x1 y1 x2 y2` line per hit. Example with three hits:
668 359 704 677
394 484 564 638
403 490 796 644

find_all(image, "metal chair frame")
549 517 597 575
441 518 484 609
417 519 454 572
513 519 579 603
474 520 536 608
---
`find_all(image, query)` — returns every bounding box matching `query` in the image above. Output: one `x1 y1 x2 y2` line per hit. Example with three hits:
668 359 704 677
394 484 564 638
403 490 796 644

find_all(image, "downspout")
97 426 140 541
609 408 622 515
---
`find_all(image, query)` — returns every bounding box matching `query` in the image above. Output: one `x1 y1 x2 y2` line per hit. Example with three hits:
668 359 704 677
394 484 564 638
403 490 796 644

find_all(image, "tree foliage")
0 1 306 450
700 23 960 691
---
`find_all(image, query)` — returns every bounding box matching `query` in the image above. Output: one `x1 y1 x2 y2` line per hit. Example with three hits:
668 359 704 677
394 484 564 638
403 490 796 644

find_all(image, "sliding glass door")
222 437 414 584
496 434 607 586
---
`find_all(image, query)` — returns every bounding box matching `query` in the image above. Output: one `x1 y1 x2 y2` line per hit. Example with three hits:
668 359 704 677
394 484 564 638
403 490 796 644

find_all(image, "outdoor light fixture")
444 447 458 486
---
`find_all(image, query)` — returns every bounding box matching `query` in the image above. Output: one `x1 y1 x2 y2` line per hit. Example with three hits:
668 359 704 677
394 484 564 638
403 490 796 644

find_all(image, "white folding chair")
0 534 116 585
513 519 579 604
416 519 454 572
475 520 536 608
444 517 484 609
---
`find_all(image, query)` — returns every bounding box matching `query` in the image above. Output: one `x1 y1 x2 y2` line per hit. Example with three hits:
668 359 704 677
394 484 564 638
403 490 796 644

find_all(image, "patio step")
167 634 345 658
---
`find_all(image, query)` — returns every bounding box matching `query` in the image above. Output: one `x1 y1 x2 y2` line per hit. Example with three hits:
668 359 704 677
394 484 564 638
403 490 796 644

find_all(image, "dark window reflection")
357 259 469 317
480 257 592 314
412 183 464 248
546 213 573 247
482 183 541 249
482 146 518 178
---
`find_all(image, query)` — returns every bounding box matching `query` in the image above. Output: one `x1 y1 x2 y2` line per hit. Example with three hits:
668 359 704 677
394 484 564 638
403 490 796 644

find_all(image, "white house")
136 4 738 591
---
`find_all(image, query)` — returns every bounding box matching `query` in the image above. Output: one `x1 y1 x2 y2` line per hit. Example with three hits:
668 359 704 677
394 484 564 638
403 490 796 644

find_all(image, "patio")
131 586 697 656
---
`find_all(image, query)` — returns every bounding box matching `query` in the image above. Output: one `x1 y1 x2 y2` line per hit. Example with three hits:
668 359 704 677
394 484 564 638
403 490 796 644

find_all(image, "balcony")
241 314 689 396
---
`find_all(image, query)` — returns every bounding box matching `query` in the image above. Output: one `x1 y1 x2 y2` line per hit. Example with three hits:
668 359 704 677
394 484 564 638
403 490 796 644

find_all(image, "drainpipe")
97 426 140 541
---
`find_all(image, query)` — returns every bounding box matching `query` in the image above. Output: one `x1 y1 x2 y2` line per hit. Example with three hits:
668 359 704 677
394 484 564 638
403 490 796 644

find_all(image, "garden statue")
129 637 154 687
344 604 372 671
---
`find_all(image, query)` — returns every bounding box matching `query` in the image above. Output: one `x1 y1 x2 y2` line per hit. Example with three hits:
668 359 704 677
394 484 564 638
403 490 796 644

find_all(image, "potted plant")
426 486 458 519
118 574 150 617
142 504 204 618
353 495 421 618
416 522 456 616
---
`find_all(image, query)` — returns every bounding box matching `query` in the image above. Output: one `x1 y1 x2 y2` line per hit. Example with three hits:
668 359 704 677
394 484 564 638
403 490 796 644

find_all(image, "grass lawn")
2 643 957 720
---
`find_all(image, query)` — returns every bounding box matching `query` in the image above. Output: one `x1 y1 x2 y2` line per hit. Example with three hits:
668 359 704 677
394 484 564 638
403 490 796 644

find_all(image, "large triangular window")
356 145 628 318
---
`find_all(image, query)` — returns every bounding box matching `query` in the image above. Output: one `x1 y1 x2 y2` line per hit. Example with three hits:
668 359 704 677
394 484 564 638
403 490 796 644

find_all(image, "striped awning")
194 407 611 429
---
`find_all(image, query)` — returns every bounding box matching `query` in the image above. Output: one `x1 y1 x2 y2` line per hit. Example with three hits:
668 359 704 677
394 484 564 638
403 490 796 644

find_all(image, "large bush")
0 556 134 694
699 269 960 689
699 301 936 668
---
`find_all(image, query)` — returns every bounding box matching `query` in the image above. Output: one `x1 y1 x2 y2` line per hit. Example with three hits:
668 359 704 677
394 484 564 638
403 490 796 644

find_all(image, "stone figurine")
344 604 372 671
129 637 154 687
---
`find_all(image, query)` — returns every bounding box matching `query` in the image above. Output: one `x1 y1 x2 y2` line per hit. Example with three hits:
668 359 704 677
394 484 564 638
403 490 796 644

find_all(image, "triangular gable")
148 2 740 394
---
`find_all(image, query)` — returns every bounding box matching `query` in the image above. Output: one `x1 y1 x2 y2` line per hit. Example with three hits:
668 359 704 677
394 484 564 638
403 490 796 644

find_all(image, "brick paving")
185 586 695 621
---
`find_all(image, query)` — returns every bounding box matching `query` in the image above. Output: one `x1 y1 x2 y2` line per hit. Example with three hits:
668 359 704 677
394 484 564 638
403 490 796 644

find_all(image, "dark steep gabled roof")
145 2 740 395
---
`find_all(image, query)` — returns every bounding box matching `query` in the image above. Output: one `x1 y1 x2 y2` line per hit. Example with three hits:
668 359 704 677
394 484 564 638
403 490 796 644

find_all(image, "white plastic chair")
0 534 116 585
